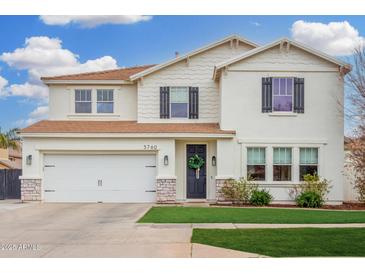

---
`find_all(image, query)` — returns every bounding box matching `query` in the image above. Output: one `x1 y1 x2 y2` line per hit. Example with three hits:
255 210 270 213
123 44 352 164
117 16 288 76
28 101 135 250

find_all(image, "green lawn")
138 206 365 223
192 228 365 257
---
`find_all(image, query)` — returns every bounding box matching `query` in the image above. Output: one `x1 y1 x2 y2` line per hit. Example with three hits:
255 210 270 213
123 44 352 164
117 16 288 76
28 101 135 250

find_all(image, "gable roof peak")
129 34 259 81
213 37 351 79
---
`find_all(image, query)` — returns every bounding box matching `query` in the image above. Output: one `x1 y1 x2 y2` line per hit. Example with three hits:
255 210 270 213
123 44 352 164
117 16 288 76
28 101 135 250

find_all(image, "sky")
0 15 364 135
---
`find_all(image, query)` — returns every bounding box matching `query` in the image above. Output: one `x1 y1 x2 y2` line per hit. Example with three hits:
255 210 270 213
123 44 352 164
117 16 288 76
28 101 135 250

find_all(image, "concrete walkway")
0 203 265 258
2 203 364 258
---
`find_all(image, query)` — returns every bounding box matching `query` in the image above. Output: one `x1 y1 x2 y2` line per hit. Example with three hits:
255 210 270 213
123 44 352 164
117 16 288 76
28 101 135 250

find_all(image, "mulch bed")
214 202 365 210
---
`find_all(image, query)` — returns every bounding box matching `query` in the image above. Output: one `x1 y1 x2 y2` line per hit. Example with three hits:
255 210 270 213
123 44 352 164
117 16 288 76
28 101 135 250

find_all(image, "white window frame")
246 147 266 181
273 147 293 182
97 89 114 114
169 86 189 119
299 147 319 180
272 77 294 113
75 89 92 114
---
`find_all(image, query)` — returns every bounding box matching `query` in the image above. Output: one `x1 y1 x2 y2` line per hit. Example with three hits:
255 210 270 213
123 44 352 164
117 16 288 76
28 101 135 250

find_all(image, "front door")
186 144 207 199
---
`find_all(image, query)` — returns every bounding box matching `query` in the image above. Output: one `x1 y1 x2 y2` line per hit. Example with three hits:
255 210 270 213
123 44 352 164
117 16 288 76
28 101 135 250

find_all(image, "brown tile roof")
41 65 155 81
21 120 236 135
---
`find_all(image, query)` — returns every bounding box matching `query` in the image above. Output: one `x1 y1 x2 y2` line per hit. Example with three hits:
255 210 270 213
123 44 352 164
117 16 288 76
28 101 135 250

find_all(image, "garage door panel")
43 154 156 203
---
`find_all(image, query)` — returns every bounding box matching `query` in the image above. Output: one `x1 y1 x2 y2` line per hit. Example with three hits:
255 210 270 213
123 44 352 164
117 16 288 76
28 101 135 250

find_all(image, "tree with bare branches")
346 47 365 202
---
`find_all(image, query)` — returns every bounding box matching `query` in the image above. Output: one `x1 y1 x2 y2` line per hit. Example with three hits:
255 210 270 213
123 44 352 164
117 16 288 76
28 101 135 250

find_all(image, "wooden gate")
0 169 22 200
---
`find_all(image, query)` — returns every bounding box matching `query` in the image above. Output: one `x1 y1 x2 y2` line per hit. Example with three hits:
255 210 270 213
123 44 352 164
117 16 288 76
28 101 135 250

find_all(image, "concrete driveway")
0 203 192 258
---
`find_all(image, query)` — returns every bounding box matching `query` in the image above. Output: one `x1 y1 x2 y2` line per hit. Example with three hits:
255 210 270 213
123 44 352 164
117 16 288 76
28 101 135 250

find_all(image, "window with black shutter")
160 87 170 118
189 87 199 119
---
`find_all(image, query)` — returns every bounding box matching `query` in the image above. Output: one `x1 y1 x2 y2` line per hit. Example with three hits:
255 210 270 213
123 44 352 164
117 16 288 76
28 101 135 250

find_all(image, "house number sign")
144 145 158 150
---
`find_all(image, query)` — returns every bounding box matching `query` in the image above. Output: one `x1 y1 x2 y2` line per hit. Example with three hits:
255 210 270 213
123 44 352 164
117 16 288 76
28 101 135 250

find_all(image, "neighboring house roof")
129 34 259 81
41 65 155 83
8 142 22 158
21 120 236 135
213 37 352 79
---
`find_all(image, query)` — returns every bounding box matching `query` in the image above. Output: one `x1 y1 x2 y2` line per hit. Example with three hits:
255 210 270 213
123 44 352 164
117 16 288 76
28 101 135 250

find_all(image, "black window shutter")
160 87 170 118
262 77 272 113
294 78 304 113
189 87 199 119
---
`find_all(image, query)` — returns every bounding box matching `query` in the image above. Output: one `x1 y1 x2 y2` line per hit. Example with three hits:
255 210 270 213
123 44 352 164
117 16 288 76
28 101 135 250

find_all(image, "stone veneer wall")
216 179 228 202
21 179 42 201
156 179 176 203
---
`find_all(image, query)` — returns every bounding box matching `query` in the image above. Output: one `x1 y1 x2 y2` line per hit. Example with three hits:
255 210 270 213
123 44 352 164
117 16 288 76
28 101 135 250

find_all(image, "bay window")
247 147 266 181
273 147 292 181
300 148 318 180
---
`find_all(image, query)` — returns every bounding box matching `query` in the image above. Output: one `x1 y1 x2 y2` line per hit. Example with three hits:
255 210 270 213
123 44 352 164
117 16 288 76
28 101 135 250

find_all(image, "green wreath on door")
188 154 205 179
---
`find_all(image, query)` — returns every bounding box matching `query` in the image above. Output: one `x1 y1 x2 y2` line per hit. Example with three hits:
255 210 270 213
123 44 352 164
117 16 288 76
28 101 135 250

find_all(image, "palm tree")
0 127 20 150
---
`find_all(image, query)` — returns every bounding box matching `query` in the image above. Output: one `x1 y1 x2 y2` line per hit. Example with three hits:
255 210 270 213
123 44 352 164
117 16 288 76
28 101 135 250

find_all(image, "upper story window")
273 78 293 112
160 86 199 119
299 148 318 180
273 147 292 181
97 89 114 113
170 87 189 118
247 147 266 181
75 89 92 113
262 77 304 113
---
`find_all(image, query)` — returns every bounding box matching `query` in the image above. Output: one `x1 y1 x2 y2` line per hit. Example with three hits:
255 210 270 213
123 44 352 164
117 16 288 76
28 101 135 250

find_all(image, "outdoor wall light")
164 155 169 166
212 156 216 166
26 155 32 165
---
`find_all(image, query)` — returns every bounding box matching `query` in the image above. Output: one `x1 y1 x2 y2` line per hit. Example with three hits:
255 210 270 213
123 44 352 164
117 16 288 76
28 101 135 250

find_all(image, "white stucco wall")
48 84 137 120
137 41 255 123
216 44 344 203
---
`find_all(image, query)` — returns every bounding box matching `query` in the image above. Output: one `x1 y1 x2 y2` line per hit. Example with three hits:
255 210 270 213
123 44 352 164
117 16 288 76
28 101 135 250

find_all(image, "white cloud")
40 15 152 28
0 36 118 100
8 82 49 99
0 36 118 84
291 20 365 56
0 75 8 91
16 105 49 127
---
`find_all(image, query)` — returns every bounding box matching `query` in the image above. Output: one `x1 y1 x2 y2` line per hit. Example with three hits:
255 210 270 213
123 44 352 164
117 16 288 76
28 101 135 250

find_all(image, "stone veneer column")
156 179 176 203
215 179 228 202
21 179 42 201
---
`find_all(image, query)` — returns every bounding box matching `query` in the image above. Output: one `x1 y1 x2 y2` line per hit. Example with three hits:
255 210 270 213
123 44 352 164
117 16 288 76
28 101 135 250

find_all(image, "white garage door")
43 154 156 203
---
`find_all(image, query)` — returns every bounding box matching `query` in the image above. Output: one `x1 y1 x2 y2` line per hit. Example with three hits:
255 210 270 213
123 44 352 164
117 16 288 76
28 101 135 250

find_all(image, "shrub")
249 189 273 206
290 173 331 208
220 177 258 204
296 191 323 208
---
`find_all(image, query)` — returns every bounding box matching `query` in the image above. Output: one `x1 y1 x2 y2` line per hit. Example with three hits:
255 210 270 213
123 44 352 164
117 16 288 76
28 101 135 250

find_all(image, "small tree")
0 127 20 150
346 46 365 202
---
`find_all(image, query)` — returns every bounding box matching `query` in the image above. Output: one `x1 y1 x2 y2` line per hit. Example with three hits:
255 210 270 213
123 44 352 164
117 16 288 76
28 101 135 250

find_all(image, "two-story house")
20 35 350 204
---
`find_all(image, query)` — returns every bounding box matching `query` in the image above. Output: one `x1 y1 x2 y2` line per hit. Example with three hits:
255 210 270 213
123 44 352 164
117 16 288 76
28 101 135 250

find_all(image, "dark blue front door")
186 144 206 199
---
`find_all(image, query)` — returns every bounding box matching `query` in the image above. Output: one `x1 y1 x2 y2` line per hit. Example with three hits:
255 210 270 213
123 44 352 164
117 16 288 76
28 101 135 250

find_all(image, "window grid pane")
170 87 188 118
247 147 265 165
273 78 293 112
300 148 318 165
273 148 292 165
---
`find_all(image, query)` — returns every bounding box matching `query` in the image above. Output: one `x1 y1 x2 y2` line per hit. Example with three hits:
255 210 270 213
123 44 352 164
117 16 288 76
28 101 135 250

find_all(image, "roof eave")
213 37 351 79
42 79 134 85
20 132 236 139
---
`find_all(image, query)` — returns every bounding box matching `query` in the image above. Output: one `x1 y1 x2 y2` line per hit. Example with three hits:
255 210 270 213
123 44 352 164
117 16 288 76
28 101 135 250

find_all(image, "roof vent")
175 51 179 58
